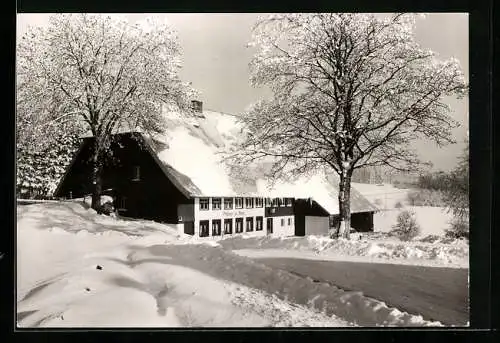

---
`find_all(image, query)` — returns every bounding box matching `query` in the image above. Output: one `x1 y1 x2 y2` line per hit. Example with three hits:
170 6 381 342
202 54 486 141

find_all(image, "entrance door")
184 221 194 235
266 218 273 234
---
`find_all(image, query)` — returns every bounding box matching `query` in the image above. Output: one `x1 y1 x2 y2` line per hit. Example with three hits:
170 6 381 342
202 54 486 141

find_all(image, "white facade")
193 197 269 238
267 215 295 237
177 197 335 239
304 216 329 235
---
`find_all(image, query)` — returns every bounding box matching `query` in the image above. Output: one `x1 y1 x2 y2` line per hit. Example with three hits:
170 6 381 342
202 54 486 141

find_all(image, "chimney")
191 100 203 113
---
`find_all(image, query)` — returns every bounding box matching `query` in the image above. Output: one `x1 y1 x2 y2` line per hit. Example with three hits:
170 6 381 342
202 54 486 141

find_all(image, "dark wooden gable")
54 132 193 223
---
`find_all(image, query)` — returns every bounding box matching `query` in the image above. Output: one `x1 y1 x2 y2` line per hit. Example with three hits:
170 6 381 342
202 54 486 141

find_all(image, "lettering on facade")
222 211 248 217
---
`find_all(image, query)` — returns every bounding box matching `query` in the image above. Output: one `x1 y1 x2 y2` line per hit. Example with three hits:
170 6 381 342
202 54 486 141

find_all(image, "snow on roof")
141 108 377 215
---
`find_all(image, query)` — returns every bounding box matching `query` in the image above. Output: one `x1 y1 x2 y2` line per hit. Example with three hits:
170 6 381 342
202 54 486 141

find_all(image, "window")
132 166 140 181
212 198 221 210
255 198 263 208
245 197 254 208
278 198 284 207
212 219 221 236
281 218 285 226
224 198 233 210
288 218 293 226
246 217 254 232
199 198 209 211
199 220 209 237
235 218 244 233
272 198 278 207
256 216 263 231
235 197 243 209
265 198 271 207
224 219 233 234
285 198 293 207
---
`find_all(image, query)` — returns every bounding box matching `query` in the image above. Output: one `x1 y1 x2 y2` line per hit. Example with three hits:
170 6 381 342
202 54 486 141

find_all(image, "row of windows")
199 216 264 237
268 198 293 207
199 197 293 211
198 216 293 237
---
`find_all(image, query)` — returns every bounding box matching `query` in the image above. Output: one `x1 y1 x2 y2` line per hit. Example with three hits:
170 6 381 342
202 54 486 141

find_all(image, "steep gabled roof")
133 108 378 215
69 105 377 214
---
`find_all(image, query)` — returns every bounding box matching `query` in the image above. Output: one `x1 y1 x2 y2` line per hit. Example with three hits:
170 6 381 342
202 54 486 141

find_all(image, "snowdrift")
220 234 469 269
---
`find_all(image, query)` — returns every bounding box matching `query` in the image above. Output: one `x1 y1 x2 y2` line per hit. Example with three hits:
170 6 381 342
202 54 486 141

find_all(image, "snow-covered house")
54 101 377 237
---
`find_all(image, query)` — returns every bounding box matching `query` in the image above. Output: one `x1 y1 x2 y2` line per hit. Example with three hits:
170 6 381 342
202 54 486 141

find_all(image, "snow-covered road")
233 252 468 325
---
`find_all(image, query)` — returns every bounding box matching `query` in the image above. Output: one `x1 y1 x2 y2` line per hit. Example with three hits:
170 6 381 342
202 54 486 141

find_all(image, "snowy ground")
353 182 456 237
17 201 466 327
374 206 454 237
17 201 350 327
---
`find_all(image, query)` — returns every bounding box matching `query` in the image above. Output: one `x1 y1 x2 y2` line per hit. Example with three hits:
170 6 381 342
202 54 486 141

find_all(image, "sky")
16 13 468 172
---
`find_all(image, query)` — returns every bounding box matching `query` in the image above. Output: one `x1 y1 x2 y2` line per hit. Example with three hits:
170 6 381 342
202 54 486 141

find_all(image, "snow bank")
17 201 180 239
220 234 468 268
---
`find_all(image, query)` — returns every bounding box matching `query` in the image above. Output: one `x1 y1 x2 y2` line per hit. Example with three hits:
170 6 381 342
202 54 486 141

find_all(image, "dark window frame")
235 197 243 209
255 198 263 208
256 216 263 231
224 218 233 234
199 220 209 237
212 197 222 210
199 198 209 211
212 219 221 236
245 197 254 209
281 218 285 226
235 217 244 233
246 217 254 232
224 198 233 210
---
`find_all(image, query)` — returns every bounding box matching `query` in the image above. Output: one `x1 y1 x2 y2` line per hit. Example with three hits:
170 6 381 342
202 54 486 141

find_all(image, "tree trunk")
90 144 103 211
337 170 352 239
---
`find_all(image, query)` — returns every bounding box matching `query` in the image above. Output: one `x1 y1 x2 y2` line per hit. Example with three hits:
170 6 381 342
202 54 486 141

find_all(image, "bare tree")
233 13 467 238
444 142 469 235
17 14 197 210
